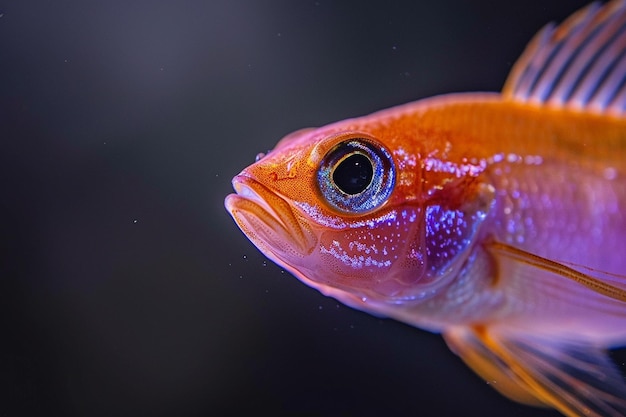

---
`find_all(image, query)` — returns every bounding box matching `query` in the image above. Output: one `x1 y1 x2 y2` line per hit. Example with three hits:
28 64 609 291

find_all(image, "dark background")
2 1 621 416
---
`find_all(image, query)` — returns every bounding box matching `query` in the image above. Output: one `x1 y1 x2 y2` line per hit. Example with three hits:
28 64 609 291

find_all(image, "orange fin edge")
443 326 626 417
487 240 626 303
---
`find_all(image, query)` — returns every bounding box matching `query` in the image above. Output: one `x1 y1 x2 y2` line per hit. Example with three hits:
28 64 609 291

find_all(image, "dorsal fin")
503 0 626 116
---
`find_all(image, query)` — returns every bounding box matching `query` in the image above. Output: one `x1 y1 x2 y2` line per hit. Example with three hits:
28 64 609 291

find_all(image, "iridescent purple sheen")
425 204 488 277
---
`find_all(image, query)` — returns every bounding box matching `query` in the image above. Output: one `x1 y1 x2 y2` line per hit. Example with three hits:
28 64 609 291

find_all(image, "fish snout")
225 174 317 261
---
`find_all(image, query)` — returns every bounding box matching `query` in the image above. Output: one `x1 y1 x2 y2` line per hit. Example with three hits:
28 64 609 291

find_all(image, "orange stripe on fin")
487 240 626 303
443 327 626 417
502 0 626 116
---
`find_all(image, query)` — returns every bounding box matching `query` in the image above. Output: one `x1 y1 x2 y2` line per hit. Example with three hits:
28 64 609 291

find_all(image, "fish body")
225 2 626 416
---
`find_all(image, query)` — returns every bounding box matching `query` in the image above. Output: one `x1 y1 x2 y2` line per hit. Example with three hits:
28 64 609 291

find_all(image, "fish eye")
332 152 373 195
317 137 395 213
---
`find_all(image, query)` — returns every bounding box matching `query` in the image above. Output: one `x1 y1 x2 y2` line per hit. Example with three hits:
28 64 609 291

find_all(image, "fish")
224 1 626 416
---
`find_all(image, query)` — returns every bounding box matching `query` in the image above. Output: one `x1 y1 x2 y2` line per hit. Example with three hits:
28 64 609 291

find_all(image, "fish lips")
225 174 317 264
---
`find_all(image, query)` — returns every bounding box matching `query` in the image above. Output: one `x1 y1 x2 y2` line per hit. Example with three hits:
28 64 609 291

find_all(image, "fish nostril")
255 150 272 162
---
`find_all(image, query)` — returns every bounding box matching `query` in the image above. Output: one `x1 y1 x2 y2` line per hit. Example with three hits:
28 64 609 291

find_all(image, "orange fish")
225 2 626 416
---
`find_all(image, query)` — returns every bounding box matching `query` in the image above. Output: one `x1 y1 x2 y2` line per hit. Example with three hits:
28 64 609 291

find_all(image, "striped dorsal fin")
502 0 626 117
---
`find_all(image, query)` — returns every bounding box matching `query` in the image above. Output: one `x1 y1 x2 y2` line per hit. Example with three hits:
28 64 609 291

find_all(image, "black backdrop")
2 1 622 416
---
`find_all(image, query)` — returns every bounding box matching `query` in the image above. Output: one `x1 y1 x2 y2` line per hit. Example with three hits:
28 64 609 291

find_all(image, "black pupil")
332 153 373 195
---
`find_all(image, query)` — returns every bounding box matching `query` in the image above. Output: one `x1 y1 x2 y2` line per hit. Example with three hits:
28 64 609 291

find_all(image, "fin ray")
533 2 602 105
444 327 626 417
484 239 626 346
503 0 626 116
487 240 626 303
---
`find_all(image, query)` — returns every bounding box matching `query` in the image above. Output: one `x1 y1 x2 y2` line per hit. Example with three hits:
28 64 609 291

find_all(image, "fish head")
225 117 494 306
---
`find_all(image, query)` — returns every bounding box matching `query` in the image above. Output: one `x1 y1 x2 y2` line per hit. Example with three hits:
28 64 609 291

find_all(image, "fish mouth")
225 175 316 262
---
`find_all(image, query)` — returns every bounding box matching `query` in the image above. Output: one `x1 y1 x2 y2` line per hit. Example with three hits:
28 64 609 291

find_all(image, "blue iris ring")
317 137 395 214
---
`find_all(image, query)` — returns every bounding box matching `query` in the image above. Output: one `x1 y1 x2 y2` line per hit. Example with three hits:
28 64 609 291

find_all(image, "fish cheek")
313 207 428 298
424 183 495 279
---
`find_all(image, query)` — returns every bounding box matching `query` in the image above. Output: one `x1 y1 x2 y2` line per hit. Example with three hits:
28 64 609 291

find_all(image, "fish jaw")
225 174 374 306
227 174 438 304
225 174 318 266
227 180 461 309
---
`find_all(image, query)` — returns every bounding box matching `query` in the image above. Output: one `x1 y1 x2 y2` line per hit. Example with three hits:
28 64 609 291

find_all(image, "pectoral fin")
487 240 626 303
443 327 626 417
